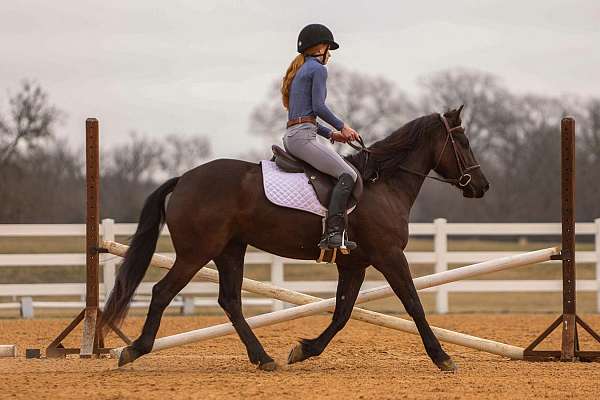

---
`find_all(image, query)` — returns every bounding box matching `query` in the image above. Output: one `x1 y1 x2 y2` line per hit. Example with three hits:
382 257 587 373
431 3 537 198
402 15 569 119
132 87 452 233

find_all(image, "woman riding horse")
282 23 361 251
100 23 489 372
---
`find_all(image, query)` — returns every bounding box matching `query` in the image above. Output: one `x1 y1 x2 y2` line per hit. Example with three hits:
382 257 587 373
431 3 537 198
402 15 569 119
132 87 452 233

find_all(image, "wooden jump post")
106 242 557 360
523 117 600 361
44 119 131 358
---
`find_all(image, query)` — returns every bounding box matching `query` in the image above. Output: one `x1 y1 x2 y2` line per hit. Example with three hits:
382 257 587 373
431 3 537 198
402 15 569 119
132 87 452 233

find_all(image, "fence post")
182 296 195 315
101 219 116 302
20 296 33 319
595 218 600 313
434 218 449 314
271 256 285 311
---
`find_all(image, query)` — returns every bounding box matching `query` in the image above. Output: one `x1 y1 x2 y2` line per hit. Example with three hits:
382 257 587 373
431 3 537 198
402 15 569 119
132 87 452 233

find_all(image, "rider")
281 23 361 251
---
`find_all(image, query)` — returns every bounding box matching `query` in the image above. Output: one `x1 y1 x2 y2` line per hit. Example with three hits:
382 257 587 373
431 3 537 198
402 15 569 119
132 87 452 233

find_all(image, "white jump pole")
0 345 17 357
105 241 557 360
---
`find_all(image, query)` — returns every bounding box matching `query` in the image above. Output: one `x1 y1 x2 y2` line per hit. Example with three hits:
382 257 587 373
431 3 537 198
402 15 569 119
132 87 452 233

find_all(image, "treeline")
0 81 211 223
249 68 600 222
1 68 599 224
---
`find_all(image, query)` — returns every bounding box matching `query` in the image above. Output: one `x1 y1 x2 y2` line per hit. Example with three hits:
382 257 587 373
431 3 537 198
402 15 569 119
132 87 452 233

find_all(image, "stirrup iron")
317 247 337 264
339 230 349 255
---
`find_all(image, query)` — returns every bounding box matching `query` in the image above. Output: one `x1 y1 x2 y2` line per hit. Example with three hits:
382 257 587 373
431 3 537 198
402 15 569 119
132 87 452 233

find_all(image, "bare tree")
158 134 212 177
419 68 519 156
104 133 162 183
415 70 577 222
0 137 84 223
0 81 62 166
326 67 417 140
566 98 600 221
248 80 287 145
101 132 213 222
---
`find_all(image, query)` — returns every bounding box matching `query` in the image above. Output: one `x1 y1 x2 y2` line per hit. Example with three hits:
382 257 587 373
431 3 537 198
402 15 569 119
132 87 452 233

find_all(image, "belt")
286 116 316 128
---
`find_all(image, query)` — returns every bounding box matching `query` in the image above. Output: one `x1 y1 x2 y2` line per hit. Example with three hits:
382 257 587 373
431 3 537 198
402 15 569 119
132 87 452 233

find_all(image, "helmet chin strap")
309 44 330 64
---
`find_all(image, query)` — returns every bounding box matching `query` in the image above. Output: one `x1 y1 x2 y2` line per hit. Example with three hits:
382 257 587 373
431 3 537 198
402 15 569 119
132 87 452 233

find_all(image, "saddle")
271 145 363 209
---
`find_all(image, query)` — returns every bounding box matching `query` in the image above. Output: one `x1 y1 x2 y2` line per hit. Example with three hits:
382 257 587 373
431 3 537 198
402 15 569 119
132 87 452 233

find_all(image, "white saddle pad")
260 160 355 217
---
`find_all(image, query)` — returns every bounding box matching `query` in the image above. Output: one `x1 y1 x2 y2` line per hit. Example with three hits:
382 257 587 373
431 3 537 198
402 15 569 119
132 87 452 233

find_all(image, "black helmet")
297 24 339 53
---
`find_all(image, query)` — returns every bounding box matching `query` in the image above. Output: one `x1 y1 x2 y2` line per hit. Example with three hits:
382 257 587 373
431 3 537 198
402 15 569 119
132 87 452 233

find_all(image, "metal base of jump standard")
43 116 600 362
105 242 558 360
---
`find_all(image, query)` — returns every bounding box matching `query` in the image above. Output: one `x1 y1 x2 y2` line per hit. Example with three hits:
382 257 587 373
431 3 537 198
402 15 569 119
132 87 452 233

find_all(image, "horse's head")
431 106 489 198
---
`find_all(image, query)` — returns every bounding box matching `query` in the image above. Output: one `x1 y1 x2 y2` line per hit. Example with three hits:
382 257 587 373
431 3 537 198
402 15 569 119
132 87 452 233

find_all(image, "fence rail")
1 218 599 317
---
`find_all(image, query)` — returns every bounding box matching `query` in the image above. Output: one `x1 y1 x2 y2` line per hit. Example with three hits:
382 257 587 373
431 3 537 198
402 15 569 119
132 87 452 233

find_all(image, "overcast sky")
1 1 599 158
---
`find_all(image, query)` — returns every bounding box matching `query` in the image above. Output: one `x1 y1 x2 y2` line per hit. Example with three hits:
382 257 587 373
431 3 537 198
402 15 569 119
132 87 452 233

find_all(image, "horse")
101 106 489 372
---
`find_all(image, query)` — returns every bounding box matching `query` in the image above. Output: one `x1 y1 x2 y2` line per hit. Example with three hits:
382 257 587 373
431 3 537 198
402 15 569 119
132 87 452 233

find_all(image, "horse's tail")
101 177 180 332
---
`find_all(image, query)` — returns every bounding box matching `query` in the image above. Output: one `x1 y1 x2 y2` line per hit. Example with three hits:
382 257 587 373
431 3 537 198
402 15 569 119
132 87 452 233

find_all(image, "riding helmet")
297 24 339 53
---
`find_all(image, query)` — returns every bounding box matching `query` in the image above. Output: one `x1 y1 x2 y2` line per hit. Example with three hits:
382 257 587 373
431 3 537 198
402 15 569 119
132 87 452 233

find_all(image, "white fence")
1 218 599 317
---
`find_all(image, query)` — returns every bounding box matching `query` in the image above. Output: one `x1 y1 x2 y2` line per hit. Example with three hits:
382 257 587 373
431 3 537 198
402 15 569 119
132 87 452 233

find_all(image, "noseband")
347 113 480 187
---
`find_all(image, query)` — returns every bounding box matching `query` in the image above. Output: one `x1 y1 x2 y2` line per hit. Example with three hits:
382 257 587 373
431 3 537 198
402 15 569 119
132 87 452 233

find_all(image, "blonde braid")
281 53 305 109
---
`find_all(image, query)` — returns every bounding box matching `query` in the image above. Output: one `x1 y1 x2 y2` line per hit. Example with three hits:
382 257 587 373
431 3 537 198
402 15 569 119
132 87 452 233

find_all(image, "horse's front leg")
287 264 367 364
374 250 457 372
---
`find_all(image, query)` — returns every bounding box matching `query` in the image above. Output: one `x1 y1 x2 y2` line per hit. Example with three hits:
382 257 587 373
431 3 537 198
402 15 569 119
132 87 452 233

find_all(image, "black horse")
101 106 489 372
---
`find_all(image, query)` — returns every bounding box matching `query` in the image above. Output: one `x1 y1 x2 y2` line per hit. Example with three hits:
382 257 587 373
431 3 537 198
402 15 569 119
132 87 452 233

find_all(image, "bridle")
347 113 481 187
435 113 481 187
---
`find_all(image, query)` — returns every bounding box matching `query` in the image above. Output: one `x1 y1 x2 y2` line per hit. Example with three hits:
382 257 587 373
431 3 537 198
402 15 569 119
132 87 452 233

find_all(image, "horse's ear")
457 104 464 115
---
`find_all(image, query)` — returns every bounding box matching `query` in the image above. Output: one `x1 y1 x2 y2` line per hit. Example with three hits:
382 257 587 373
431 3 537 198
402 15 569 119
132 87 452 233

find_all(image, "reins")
347 113 480 187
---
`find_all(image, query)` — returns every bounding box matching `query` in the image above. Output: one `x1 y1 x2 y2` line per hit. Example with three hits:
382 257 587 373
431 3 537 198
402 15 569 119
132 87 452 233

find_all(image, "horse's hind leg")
118 256 209 367
214 239 277 371
375 250 457 372
288 264 366 364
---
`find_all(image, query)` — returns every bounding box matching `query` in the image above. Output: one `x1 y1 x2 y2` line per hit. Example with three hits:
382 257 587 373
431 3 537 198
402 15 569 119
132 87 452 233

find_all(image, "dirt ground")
1 314 599 399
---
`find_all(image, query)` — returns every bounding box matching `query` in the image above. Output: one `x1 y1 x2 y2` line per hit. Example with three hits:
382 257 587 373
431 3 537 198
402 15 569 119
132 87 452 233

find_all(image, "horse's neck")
384 146 433 209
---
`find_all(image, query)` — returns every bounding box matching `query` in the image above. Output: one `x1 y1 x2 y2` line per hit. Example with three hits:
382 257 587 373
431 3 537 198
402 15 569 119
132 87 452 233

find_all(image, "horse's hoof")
118 346 140 367
258 360 278 371
436 357 458 372
287 343 306 364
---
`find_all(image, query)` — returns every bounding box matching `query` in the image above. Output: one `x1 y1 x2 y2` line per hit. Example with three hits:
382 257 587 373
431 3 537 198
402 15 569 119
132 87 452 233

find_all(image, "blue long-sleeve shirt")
287 56 345 138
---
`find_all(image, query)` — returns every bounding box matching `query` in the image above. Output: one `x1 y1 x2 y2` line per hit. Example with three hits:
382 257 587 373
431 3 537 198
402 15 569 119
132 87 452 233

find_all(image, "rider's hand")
330 131 349 143
341 124 360 142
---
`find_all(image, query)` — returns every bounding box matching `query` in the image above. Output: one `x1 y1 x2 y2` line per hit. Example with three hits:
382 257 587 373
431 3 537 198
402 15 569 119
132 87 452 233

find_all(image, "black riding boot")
318 173 358 251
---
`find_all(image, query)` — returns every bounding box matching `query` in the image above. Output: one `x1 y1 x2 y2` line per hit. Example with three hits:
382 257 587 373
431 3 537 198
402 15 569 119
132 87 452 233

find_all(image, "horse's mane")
345 113 440 181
